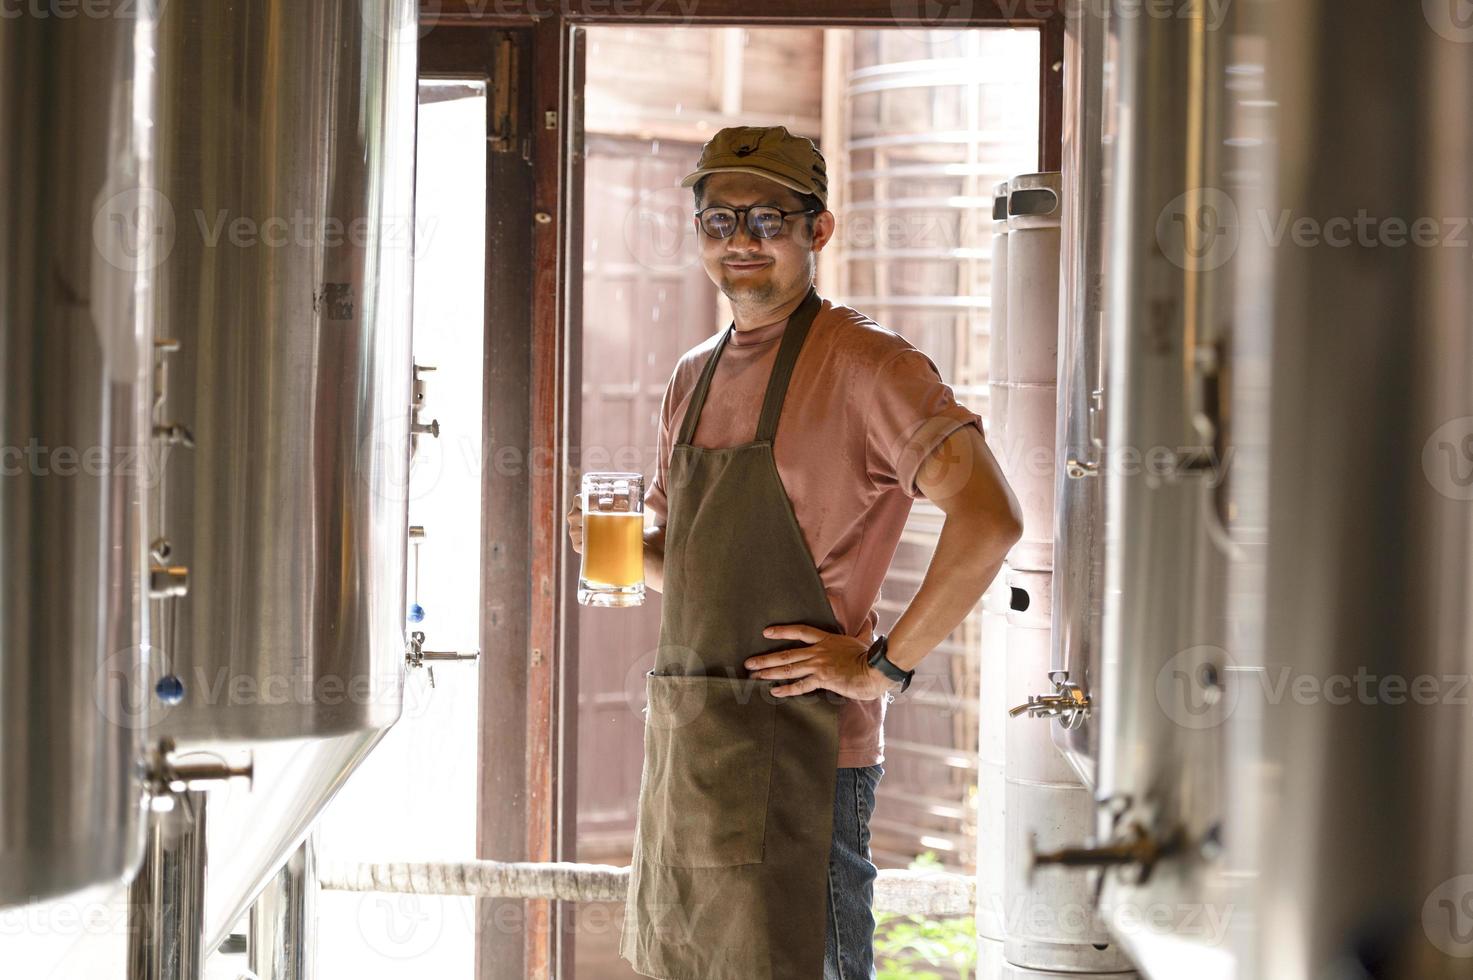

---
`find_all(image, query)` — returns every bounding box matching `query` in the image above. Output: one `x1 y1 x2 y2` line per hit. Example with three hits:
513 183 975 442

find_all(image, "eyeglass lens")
700 206 786 239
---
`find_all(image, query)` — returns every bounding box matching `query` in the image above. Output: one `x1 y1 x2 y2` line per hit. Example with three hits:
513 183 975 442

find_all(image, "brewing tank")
147 0 416 742
138 0 419 951
0 6 158 908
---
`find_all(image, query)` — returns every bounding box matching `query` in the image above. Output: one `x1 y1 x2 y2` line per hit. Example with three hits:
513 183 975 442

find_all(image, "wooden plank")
522 17 581 979
427 0 1065 26
1039 10 1065 171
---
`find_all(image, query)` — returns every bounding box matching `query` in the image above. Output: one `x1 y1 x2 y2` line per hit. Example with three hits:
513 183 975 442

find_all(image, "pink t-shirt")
645 298 984 767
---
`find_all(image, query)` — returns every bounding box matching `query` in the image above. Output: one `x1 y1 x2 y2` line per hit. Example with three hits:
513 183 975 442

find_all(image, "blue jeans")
823 763 884 980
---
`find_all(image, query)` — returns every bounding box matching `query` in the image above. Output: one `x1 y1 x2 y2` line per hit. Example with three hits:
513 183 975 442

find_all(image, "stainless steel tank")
137 0 418 953
1236 1 1473 976
149 0 416 743
0 6 158 908
1089 0 1243 974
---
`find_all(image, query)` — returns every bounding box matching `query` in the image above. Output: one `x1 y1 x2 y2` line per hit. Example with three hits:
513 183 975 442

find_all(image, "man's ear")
809 210 836 252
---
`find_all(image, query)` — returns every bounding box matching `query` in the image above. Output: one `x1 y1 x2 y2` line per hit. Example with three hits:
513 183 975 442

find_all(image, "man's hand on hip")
745 624 898 701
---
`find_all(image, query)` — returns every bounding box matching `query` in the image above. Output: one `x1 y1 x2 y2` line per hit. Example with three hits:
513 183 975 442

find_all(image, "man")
568 125 1022 979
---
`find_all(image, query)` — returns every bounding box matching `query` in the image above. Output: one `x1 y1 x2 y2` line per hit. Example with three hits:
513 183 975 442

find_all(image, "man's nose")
725 225 761 252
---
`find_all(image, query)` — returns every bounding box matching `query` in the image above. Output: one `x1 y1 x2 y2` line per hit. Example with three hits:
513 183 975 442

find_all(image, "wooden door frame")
422 5 1065 979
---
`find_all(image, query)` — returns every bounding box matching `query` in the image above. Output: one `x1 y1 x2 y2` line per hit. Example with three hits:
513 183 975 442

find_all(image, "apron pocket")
640 671 776 868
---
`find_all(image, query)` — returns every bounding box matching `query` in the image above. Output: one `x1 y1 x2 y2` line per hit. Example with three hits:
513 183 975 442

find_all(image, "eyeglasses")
694 204 819 240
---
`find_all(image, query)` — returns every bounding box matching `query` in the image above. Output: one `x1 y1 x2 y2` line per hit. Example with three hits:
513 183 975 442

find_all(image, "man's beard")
719 274 779 305
718 256 811 306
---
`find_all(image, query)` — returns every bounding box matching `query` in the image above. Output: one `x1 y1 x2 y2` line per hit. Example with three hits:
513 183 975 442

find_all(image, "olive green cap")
680 125 828 208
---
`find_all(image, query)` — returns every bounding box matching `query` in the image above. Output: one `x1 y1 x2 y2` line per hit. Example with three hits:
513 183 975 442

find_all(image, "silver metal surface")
250 836 319 980
1001 174 1063 575
976 576 1010 945
128 791 209 980
1048 0 1109 792
203 730 386 952
1003 572 1130 974
148 0 417 743
1091 0 1241 975
0 5 156 908
1234 2 1473 977
139 0 419 957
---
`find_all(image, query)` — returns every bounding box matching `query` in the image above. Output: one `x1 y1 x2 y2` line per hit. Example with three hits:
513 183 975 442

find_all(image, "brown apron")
620 285 845 980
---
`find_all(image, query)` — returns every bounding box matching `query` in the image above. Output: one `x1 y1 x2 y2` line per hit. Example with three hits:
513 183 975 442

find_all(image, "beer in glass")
578 471 645 607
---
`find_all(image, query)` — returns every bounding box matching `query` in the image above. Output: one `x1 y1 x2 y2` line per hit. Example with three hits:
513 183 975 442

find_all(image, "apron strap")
754 286 821 444
676 321 734 447
676 285 823 448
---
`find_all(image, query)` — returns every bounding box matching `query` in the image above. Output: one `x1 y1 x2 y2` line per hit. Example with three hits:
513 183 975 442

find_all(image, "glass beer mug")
577 471 645 607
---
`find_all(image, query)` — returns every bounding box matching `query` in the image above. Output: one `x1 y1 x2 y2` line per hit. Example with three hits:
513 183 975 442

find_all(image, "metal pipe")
1048 0 1110 793
249 837 318 980
317 859 976 917
127 791 209 980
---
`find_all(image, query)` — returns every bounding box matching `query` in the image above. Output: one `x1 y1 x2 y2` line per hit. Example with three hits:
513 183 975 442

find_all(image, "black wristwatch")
865 633 914 693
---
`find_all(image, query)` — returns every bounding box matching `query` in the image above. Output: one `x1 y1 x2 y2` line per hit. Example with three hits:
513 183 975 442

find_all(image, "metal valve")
152 339 195 448
411 364 440 442
1009 679 1091 728
1028 821 1184 887
405 630 480 689
149 564 190 600
145 737 254 808
1065 457 1099 478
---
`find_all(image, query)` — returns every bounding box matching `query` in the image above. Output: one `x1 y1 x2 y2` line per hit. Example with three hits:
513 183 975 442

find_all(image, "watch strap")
866 633 913 693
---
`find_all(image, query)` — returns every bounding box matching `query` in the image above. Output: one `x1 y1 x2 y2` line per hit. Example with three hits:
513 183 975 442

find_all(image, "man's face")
693 172 833 308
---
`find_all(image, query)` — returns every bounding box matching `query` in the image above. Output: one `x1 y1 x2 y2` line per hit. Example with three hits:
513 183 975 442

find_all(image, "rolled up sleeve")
864 348 985 499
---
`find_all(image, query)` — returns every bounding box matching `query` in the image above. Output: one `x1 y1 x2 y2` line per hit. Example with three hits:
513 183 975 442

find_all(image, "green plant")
873 852 978 980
